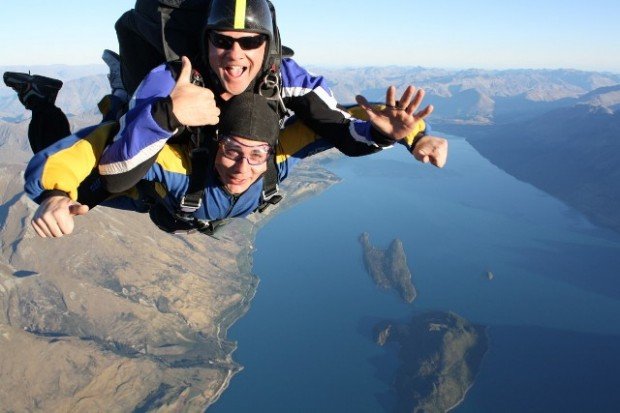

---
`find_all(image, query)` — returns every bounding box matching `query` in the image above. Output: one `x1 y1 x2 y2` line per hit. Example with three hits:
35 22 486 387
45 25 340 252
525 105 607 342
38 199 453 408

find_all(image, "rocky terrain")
360 232 416 303
0 117 340 411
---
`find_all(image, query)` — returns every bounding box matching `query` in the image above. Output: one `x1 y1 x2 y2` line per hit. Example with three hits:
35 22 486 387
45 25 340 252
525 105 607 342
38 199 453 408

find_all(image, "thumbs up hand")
169 56 220 126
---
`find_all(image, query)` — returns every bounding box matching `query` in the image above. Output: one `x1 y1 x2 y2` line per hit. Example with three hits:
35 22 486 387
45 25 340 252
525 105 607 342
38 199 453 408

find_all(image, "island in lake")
375 312 488 413
359 232 417 303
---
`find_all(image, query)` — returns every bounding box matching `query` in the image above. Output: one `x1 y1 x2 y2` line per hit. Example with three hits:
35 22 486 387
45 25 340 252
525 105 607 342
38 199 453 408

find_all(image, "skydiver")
20 0 448 237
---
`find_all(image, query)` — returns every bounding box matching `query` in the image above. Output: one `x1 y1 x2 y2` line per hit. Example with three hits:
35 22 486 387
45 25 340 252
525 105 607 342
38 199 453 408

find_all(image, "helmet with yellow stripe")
202 0 282 81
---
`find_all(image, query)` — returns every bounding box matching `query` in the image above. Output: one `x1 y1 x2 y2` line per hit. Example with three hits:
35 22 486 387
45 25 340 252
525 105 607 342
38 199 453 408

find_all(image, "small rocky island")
359 232 417 303
374 312 488 413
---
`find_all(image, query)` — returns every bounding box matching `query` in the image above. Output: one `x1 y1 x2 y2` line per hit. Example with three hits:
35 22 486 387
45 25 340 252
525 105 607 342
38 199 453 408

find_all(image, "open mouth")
224 65 247 79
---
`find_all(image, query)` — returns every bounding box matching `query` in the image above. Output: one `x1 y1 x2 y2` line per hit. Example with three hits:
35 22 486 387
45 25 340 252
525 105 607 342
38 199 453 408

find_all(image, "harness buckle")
258 72 287 114
258 184 283 213
179 195 202 213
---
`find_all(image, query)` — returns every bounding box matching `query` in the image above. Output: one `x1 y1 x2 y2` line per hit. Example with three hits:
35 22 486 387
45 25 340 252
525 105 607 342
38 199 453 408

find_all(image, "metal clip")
179 196 202 213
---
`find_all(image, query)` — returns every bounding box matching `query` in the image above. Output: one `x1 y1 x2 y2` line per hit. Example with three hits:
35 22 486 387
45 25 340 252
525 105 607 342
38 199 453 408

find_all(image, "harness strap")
158 6 177 62
257 155 282 213
177 147 210 218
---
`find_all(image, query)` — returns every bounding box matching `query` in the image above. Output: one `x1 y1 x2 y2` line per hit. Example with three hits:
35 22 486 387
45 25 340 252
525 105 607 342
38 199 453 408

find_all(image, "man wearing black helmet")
98 0 447 193
23 0 448 237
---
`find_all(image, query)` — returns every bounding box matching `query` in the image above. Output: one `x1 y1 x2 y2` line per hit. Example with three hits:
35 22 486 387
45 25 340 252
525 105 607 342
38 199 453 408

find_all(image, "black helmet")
202 0 282 90
205 0 274 39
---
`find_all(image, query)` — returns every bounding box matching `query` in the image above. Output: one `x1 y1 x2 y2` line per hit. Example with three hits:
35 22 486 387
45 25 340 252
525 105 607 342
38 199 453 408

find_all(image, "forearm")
281 59 408 156
99 65 179 192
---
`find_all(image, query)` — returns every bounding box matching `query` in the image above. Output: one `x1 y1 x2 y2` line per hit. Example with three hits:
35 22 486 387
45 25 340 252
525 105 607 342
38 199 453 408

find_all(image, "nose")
231 155 251 172
227 41 246 59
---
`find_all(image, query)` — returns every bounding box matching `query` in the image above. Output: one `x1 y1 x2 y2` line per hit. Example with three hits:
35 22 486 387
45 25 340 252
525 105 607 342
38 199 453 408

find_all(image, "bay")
211 135 620 412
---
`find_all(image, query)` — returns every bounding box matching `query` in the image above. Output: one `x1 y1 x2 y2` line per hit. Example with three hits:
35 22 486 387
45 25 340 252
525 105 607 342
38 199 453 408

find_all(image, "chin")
225 183 250 195
224 82 249 96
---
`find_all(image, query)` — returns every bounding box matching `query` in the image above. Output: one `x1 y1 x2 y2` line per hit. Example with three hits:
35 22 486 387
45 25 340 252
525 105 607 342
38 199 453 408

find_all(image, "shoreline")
204 160 342 409
206 222 260 408
446 326 490 413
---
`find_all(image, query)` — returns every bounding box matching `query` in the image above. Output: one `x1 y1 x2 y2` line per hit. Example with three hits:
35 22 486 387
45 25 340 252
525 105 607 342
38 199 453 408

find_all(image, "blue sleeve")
98 64 177 188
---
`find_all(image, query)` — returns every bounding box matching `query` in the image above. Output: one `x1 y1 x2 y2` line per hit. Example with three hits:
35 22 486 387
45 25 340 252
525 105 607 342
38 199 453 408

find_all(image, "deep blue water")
210 136 620 412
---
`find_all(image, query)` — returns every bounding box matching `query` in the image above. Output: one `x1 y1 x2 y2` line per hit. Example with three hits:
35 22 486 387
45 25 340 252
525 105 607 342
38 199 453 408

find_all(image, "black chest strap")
177 146 210 218
257 156 282 213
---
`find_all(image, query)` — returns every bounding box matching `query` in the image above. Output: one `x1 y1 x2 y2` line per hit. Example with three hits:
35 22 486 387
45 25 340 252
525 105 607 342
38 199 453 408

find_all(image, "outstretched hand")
169 56 220 127
355 85 433 140
32 195 89 238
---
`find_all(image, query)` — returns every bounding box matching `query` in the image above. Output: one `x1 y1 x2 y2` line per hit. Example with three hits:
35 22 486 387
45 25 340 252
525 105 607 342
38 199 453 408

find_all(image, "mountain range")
438 84 620 233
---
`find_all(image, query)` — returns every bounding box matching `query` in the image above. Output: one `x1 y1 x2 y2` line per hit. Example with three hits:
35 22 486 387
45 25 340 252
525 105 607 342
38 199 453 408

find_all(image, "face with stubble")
207 30 267 100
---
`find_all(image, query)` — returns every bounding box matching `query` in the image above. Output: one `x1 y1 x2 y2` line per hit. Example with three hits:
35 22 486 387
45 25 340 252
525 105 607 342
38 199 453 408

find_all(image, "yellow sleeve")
41 122 118 200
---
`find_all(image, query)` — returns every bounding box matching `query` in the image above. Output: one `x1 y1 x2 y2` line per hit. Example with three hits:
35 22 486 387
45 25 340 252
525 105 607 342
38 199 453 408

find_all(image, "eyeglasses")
219 136 272 165
208 32 267 51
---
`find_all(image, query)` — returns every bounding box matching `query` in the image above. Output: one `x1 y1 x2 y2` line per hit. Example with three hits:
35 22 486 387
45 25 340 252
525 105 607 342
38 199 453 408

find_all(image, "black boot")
3 72 63 110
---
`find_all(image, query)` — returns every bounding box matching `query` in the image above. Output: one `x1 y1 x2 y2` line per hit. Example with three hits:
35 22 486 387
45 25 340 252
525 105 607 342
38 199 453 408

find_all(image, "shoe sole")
3 71 63 90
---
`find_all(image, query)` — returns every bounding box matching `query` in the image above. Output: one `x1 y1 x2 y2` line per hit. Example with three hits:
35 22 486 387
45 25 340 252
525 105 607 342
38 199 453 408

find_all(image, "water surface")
212 135 620 412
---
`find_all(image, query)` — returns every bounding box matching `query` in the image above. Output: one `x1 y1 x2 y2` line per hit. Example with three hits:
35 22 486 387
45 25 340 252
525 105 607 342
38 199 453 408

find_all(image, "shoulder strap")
256 155 282 213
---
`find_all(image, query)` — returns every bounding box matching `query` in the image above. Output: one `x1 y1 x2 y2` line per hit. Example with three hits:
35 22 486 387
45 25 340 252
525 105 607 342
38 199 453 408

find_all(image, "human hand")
412 135 448 168
31 195 89 238
169 56 221 126
355 85 433 140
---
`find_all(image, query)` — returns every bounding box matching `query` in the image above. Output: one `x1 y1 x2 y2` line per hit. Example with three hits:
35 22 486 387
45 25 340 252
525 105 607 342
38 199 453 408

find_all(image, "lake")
211 135 620 412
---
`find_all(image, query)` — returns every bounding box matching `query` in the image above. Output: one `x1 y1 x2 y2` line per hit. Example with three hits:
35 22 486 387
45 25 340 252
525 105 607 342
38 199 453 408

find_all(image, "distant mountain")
578 84 620 109
0 113 102 164
0 64 106 82
4 64 619 124
0 65 108 121
457 95 620 233
313 66 620 124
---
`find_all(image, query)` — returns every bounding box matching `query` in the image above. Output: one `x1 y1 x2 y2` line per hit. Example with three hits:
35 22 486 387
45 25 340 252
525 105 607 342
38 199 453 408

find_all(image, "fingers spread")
385 86 397 107
414 104 433 119
404 89 423 115
356 95 379 123
397 85 415 110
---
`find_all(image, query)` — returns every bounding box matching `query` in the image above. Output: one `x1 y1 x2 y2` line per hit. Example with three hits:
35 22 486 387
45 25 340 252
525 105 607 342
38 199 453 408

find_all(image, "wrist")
36 189 70 205
370 125 397 147
151 96 183 132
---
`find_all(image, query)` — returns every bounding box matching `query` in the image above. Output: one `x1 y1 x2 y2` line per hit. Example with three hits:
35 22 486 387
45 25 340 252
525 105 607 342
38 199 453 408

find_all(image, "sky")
0 0 618 72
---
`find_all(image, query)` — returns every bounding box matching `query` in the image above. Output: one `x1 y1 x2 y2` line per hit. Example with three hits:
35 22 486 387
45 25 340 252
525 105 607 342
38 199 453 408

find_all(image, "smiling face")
207 30 267 100
214 136 270 195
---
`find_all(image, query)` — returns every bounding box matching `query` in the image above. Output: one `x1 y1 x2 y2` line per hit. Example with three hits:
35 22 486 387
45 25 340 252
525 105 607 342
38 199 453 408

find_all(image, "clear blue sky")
1 0 618 72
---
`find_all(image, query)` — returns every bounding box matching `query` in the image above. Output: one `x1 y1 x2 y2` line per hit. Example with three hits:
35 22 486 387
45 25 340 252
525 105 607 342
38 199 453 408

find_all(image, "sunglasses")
208 32 267 51
219 136 273 166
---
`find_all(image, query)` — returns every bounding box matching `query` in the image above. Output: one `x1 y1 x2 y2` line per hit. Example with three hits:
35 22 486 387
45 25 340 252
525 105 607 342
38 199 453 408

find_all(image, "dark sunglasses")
208 32 267 51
